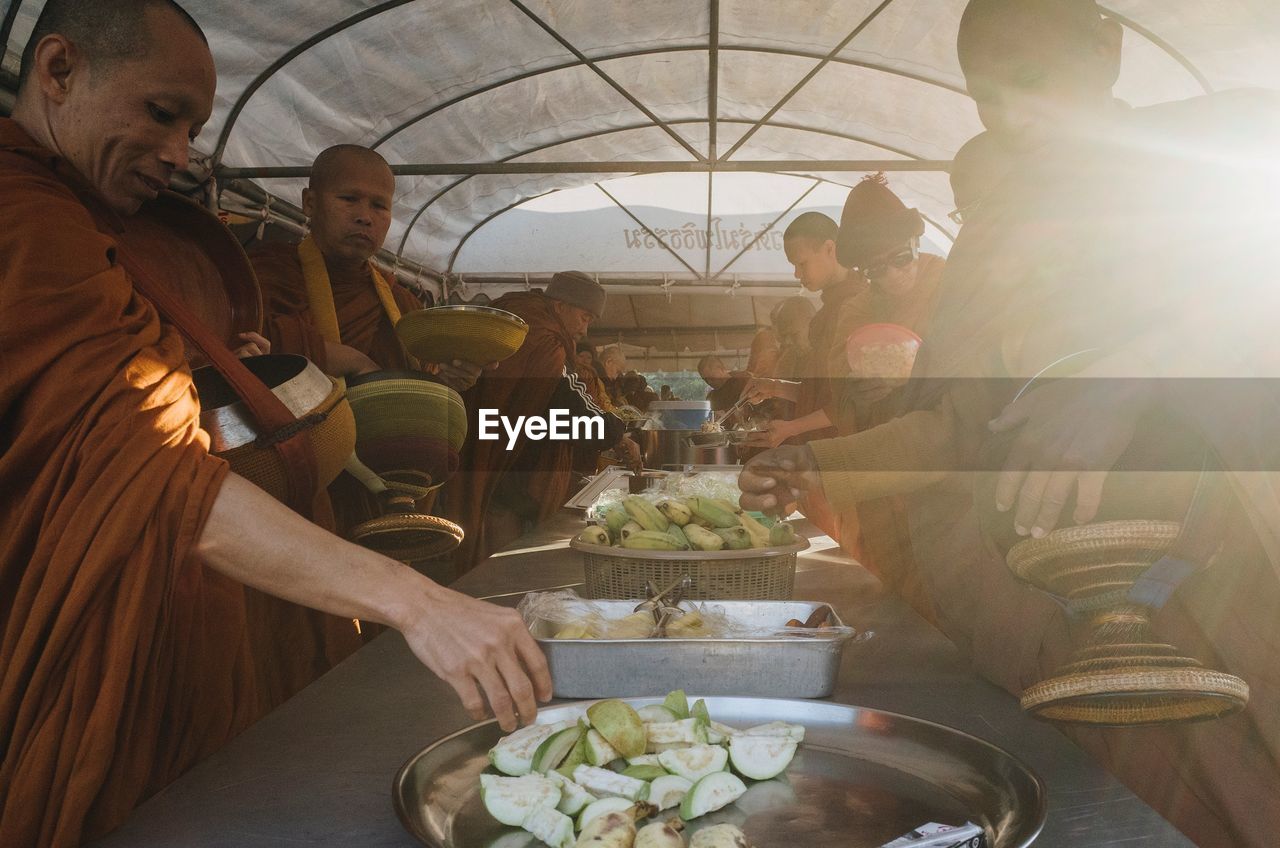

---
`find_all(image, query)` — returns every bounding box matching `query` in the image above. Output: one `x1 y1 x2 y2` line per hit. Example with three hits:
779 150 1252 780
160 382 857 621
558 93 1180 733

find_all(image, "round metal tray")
393 697 1046 848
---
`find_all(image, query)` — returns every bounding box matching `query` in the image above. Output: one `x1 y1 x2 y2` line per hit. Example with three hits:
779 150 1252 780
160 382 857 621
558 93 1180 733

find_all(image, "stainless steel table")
91 513 1192 847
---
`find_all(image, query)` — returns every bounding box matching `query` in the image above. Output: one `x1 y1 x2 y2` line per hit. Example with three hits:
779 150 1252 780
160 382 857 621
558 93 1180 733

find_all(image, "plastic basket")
569 537 808 600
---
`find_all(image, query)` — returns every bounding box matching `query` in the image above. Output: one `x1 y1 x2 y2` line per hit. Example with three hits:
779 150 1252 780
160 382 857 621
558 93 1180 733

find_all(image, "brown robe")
250 240 428 535
249 240 424 373
0 118 260 846
248 241 426 680
445 291 601 570
808 92 1280 846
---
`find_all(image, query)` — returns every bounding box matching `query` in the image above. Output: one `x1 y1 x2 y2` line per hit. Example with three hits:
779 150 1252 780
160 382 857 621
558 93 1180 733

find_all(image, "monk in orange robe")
0 4 549 845
445 273 639 570
248 145 484 386
740 1 1280 843
248 145 486 542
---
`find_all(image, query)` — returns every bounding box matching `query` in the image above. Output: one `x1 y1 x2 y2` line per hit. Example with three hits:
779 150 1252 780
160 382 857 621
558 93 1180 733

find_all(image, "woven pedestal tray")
349 511 464 563
1007 520 1249 726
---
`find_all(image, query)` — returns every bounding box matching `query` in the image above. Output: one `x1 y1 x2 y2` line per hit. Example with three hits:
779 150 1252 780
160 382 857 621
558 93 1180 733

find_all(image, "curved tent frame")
2 0 1267 297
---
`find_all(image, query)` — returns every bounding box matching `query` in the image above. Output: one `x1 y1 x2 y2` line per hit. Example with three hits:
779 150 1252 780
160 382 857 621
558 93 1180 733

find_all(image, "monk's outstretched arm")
196 473 551 730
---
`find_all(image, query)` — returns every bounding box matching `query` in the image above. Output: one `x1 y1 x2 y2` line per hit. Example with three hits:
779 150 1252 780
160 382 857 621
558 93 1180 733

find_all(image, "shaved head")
309 144 393 193
18 0 207 92
303 145 396 266
957 0 1121 151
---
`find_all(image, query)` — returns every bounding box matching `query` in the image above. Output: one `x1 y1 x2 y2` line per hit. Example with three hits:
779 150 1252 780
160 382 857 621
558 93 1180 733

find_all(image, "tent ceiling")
3 0 1279 284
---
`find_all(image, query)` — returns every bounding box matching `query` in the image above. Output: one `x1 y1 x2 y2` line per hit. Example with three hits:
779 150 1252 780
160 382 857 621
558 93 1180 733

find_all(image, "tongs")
635 575 692 637
713 395 752 428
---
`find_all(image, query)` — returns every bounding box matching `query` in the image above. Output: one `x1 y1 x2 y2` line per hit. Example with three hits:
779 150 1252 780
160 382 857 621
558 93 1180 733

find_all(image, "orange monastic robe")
249 239 424 373
248 240 426 664
0 119 260 846
446 291 620 571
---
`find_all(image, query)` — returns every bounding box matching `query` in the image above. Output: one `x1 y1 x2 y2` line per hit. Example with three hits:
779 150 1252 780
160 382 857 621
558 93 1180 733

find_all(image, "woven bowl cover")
346 373 467 452
396 306 529 365
1006 520 1180 595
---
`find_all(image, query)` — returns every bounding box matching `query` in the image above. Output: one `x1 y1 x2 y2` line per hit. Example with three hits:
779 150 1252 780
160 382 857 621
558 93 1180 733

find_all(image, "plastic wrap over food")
586 472 746 522
518 590 860 642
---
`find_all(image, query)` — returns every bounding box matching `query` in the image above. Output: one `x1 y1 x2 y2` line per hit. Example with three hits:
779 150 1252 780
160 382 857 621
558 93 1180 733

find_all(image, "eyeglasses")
863 245 918 280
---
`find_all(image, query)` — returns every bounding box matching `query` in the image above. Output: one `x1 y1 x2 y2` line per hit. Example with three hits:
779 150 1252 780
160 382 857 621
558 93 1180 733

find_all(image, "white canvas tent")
3 0 1278 363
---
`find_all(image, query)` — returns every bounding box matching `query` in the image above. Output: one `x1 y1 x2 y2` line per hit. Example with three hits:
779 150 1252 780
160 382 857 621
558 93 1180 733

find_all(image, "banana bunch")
584 495 799 554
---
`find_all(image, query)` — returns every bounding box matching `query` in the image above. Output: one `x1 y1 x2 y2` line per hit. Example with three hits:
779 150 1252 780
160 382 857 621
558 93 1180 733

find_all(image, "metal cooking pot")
645 429 738 468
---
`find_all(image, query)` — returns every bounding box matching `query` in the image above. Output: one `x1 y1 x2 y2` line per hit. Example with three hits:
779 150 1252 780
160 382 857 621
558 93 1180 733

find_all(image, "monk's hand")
432 359 485 392
744 419 792 449
738 445 822 515
402 585 552 732
990 379 1149 538
232 331 271 358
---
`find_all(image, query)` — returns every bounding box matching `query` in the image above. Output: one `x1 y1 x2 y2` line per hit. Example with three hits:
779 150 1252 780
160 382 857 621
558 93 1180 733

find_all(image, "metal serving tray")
532 600 852 698
393 696 1046 848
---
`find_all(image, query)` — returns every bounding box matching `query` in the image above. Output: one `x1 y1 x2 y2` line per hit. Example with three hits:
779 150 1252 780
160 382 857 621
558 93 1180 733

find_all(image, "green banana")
736 511 771 548
624 496 670 532
713 527 752 550
683 523 725 551
664 523 692 549
656 499 693 526
711 497 742 517
577 526 611 546
620 521 644 541
687 496 740 529
769 522 798 546
621 530 685 551
604 506 630 536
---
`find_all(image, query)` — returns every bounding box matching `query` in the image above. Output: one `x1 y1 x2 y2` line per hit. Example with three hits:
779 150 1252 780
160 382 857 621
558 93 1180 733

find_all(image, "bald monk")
740 1 1280 844
250 144 481 389
0 3 549 846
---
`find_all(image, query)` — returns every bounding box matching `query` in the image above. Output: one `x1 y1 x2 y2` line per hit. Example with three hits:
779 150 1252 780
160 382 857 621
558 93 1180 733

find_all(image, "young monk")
250 143 483 390
0 4 549 846
740 1 1280 844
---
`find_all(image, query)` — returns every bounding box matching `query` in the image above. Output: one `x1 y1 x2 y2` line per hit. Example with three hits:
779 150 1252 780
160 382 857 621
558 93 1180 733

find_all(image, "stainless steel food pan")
532 600 855 698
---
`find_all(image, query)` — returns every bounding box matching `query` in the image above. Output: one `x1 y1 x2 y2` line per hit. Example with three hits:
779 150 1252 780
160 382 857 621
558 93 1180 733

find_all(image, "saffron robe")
0 118 260 847
445 291 620 571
